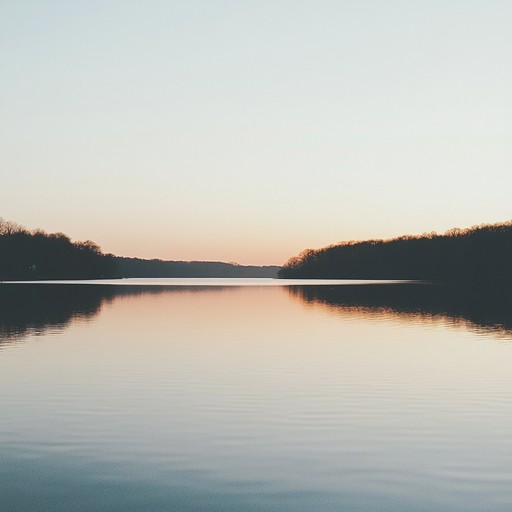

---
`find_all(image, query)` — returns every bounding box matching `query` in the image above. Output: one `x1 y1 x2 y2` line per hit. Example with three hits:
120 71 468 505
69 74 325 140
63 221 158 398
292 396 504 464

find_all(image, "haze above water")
1 279 512 511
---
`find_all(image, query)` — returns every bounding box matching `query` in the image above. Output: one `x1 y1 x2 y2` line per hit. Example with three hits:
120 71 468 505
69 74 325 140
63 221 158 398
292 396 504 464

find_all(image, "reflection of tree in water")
288 282 512 339
0 284 230 346
4 282 510 347
0 285 102 342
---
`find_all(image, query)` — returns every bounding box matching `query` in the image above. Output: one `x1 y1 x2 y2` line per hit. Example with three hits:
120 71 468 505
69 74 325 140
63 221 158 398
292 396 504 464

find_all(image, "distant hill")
114 257 280 278
278 221 512 281
0 218 279 280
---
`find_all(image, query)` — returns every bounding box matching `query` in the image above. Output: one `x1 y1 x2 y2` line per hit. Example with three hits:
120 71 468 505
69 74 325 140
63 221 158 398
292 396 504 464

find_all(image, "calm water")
1 279 512 511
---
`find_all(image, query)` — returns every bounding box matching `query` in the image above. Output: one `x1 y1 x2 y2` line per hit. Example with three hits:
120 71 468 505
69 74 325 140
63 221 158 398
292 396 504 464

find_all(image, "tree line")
0 218 279 280
278 221 512 280
0 218 116 280
115 257 280 278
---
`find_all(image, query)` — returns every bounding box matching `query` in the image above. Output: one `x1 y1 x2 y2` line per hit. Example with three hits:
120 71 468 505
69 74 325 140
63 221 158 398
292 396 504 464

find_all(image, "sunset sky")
2 1 511 265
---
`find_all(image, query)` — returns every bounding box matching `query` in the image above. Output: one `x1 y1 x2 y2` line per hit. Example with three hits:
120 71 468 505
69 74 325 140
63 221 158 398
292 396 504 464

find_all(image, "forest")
115 257 279 278
278 221 512 280
0 219 115 280
0 218 279 280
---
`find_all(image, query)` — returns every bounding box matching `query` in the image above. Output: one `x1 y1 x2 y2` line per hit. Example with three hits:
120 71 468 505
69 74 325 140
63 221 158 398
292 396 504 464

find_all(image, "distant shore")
278 221 512 281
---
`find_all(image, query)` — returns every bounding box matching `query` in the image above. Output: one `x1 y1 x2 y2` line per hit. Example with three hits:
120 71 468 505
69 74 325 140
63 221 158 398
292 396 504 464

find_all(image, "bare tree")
0 218 25 235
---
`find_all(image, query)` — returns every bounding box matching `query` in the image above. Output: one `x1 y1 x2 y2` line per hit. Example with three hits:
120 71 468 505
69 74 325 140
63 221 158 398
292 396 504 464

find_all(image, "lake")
1 279 511 511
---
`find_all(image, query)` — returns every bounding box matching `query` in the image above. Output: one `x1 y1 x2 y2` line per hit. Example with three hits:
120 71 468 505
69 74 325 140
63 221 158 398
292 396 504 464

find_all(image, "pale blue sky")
1 1 511 264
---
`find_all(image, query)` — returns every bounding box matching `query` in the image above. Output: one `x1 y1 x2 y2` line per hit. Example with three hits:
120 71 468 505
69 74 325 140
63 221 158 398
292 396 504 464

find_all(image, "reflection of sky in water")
1 283 512 511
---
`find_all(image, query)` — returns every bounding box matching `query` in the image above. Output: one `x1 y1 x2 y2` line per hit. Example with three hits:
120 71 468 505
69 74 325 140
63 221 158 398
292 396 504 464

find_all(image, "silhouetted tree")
278 221 512 281
0 217 280 280
0 218 116 280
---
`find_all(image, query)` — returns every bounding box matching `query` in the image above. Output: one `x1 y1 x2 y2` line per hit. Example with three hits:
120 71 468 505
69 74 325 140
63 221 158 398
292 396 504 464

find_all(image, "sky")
1 1 511 265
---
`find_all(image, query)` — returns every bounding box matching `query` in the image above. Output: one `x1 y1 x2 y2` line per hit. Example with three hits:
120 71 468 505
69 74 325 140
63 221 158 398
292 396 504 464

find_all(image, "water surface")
1 279 511 511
